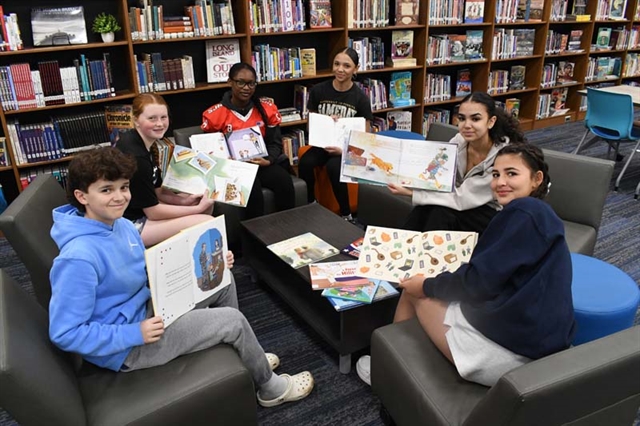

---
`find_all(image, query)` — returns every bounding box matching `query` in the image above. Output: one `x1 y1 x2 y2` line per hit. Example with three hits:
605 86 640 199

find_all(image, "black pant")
298 146 351 216
404 204 498 234
245 163 295 219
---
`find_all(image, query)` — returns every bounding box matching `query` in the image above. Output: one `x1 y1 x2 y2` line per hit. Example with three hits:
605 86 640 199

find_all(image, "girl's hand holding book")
226 251 235 269
398 274 426 299
388 183 413 197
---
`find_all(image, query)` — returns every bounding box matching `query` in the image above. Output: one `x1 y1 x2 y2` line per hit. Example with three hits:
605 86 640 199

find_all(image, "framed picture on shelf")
31 6 88 46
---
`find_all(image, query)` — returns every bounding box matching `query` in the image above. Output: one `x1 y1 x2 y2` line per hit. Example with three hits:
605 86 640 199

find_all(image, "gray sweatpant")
122 274 272 386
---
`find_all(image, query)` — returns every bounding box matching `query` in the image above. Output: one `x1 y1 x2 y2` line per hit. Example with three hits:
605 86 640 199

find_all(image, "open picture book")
267 232 339 269
341 130 458 192
308 112 366 149
357 226 478 283
145 216 231 327
189 126 268 161
324 279 399 311
162 145 258 207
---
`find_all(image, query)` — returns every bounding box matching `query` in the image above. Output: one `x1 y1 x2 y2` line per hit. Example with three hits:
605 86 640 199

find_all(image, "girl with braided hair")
358 144 575 387
201 62 295 219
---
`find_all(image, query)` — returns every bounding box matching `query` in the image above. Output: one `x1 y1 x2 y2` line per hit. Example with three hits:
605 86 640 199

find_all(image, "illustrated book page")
321 280 380 303
162 145 258 207
267 232 339 269
307 113 366 149
341 130 458 192
145 216 231 327
325 280 398 311
226 126 268 161
189 132 232 159
357 226 478 283
308 260 370 289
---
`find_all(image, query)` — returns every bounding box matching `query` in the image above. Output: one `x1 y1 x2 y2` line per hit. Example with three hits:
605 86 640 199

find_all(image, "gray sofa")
173 126 307 247
358 123 615 256
372 318 640 426
0 175 258 425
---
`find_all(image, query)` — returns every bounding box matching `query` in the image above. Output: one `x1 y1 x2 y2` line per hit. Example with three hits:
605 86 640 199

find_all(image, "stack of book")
386 30 417 68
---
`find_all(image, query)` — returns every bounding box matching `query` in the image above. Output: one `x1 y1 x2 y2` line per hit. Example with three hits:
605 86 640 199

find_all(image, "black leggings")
245 163 295 219
404 204 498 234
298 146 351 216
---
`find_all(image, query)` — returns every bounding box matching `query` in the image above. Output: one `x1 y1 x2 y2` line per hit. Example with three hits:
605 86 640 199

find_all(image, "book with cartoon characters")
145 217 231 327
324 280 399 311
162 145 258 207
341 130 458 192
308 112 366 149
309 260 370 289
189 126 268 162
356 226 478 283
321 280 380 303
267 232 339 269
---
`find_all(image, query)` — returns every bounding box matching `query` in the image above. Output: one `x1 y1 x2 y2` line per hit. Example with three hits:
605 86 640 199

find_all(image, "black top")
115 130 162 221
308 80 374 120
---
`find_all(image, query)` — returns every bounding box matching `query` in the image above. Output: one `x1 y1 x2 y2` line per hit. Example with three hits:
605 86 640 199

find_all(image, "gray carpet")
0 119 638 426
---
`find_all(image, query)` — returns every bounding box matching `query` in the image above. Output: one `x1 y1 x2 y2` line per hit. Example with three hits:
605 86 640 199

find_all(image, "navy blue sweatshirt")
422 197 576 359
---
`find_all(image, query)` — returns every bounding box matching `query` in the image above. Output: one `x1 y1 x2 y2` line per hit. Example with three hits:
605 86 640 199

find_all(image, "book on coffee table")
324 280 398 311
341 237 364 258
267 232 339 269
309 260 369 289
321 280 380 303
357 226 478 283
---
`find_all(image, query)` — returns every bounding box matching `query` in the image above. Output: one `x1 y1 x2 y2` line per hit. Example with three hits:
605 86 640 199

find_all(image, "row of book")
623 53 640 77
355 77 389 111
0 6 22 52
425 73 453 102
0 54 115 112
129 1 236 41
491 28 535 59
423 109 452 136
427 31 483 64
7 111 111 165
281 127 306 165
249 0 307 33
545 29 584 54
349 36 385 71
585 56 622 82
346 0 391 28
537 87 569 119
19 164 68 190
594 27 630 51
501 0 544 23
595 0 628 20
428 0 466 25
251 44 306 82
134 53 196 93
496 98 521 118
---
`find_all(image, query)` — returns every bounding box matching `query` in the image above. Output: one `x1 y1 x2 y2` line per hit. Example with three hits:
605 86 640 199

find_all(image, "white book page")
397 140 458 192
190 132 231 159
308 113 366 148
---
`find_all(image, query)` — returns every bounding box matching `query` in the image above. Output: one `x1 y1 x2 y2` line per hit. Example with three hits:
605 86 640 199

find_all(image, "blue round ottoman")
571 253 640 345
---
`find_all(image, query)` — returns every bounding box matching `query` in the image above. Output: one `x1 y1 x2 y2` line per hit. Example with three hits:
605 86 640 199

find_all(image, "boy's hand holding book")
141 316 165 343
399 274 426 299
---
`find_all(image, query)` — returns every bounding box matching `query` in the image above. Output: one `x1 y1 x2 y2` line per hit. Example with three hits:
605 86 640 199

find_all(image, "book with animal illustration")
190 126 267 162
308 260 370 289
325 280 399 311
145 216 231 327
356 226 478 283
341 130 458 192
162 145 258 207
321 280 380 303
308 113 366 149
267 232 339 269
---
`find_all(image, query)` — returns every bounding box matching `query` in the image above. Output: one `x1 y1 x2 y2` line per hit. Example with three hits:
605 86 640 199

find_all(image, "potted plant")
92 13 121 43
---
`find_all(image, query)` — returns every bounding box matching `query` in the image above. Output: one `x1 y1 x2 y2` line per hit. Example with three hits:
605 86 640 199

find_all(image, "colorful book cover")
31 6 88 46
395 0 420 25
357 226 478 283
300 48 316 76
342 130 458 192
391 30 414 60
505 98 521 119
509 65 526 90
450 34 467 62
456 69 472 97
609 0 627 19
341 237 364 258
309 0 333 28
104 105 133 146
205 38 240 83
189 132 232 159
386 111 412 131
557 61 575 83
596 27 612 49
267 232 339 269
465 30 484 60
162 145 259 207
321 280 380 303
308 260 370 289
464 0 485 23
389 71 414 107
225 126 268 161
325 280 399 311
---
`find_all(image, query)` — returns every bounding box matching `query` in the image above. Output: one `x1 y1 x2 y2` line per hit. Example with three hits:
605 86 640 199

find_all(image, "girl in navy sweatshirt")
358 144 575 386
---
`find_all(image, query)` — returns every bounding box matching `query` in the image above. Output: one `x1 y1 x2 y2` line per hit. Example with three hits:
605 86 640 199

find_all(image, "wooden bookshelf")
1 0 640 201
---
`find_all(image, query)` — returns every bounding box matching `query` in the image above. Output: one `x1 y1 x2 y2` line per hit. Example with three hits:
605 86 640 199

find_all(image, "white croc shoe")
356 355 371 386
265 353 280 370
257 372 314 407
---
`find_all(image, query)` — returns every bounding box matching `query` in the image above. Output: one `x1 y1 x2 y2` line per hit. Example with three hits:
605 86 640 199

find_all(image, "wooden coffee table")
241 203 399 373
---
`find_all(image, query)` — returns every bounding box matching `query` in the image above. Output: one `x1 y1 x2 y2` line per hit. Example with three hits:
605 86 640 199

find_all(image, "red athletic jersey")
201 98 281 137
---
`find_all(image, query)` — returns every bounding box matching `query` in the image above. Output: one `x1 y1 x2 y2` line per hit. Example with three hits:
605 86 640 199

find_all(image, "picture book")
324 280 399 311
515 29 535 57
226 126 268 161
456 69 472 97
389 71 415 107
308 112 366 149
551 87 569 115
596 27 612 50
31 6 88 46
321 280 380 303
465 30 484 60
145 216 231 327
505 98 521 119
509 65 526 90
464 0 485 23
189 132 232 159
0 137 8 166
450 34 467 62
342 237 364 258
104 104 133 146
300 48 316 76
572 0 587 15
386 111 412 131
309 260 370 289
357 226 478 283
162 145 258 207
557 61 575 83
267 232 339 269
528 0 544 20
395 0 420 25
609 0 627 19
568 30 584 51
205 38 240 83
341 130 458 192
309 0 333 28
389 30 416 67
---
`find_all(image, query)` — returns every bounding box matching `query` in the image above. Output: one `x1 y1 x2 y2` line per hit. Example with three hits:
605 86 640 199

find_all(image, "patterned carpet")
0 120 638 426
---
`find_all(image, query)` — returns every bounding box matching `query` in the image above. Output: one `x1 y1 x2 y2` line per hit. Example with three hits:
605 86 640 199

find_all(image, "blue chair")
376 130 425 140
574 88 640 192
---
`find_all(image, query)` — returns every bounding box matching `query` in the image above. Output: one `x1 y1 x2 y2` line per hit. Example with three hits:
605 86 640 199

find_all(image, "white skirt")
444 302 531 387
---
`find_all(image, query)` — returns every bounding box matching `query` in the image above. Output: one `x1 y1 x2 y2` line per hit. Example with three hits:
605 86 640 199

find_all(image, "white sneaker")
356 355 371 386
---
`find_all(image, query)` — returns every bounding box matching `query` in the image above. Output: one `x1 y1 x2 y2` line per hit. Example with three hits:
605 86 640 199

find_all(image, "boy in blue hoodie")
49 148 314 407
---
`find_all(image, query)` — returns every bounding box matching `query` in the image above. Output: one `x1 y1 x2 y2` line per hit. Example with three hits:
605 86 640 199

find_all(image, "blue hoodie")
49 204 149 371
